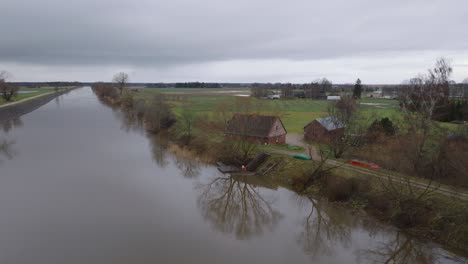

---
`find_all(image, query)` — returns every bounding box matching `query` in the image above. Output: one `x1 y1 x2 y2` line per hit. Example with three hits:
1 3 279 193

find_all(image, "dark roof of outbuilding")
304 116 344 131
226 114 286 137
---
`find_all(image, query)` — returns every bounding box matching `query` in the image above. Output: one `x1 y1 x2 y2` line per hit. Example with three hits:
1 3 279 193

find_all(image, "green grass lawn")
260 143 305 152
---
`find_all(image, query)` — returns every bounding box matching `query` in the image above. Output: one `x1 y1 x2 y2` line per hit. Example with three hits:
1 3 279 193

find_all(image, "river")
0 88 466 264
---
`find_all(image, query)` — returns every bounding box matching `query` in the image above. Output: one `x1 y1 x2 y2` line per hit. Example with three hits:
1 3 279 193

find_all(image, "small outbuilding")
226 114 287 144
327 95 341 100
304 116 344 142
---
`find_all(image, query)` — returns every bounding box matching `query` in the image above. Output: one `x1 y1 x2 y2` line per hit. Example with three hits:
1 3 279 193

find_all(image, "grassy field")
135 88 464 133
0 87 64 106
135 89 406 133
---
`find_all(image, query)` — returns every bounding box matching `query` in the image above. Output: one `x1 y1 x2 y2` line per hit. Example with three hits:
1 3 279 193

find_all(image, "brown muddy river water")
0 88 466 264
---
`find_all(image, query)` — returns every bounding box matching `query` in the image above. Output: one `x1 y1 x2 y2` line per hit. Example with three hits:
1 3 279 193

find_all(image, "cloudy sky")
1 0 467 83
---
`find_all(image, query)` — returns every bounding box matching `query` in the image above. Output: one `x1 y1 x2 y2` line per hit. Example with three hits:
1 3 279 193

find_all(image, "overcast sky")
1 0 467 83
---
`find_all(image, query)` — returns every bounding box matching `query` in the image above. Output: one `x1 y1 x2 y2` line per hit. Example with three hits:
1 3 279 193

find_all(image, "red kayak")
347 159 380 169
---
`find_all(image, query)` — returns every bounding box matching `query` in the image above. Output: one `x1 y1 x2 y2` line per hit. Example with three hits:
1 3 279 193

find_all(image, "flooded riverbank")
0 87 466 264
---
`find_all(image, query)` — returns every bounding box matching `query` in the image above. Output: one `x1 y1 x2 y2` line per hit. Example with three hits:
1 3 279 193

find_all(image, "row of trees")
251 78 367 99
175 82 222 88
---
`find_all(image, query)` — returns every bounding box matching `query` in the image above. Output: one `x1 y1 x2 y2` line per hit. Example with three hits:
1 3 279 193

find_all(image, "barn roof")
305 116 344 131
226 114 286 137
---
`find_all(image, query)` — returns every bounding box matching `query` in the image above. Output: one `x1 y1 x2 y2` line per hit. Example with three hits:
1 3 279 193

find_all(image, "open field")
134 88 406 133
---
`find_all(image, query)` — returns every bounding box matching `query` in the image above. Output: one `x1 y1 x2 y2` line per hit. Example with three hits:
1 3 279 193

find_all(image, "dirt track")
273 134 468 201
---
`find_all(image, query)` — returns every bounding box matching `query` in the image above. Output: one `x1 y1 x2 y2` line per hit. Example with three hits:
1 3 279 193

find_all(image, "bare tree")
398 58 452 175
0 71 19 102
373 59 455 227
0 71 11 81
112 72 129 95
326 95 367 158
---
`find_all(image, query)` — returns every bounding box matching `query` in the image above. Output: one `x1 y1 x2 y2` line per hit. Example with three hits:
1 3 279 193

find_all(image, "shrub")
393 199 434 228
92 82 119 100
325 175 355 201
120 90 134 108
144 94 176 133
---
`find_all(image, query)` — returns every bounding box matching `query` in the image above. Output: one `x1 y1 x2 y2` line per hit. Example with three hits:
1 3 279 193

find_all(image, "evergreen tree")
353 78 362 98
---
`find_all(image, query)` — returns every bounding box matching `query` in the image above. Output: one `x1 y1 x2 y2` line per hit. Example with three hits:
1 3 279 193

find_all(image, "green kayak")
293 154 312 160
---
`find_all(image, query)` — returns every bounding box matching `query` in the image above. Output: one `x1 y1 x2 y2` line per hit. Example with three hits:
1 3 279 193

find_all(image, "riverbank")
256 153 468 256
0 87 77 122
91 85 468 257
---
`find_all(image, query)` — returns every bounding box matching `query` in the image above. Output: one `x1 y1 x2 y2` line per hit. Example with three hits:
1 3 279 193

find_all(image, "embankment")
0 87 78 122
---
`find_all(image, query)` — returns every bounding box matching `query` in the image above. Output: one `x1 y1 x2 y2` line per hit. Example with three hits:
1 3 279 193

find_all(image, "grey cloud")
1 0 468 82
1 0 468 66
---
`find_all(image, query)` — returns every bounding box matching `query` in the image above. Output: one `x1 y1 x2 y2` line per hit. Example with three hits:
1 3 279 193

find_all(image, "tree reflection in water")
359 231 439 264
147 132 169 168
197 174 281 240
294 194 353 257
0 138 15 163
0 117 23 133
114 106 145 133
109 103 171 169
0 118 18 162
174 155 201 178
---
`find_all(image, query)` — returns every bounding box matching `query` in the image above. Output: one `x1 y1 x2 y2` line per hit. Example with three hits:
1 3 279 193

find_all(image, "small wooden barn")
226 114 287 144
304 116 344 142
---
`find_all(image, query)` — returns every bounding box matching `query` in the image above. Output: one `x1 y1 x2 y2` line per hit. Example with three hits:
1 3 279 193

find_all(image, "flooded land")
0 88 466 264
